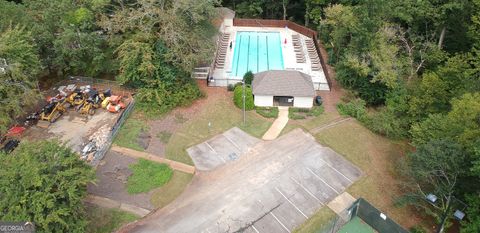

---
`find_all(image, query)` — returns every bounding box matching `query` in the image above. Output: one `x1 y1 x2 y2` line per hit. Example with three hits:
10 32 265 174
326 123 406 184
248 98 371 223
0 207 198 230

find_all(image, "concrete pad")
187 127 260 171
262 106 289 140
126 128 362 233
327 192 356 216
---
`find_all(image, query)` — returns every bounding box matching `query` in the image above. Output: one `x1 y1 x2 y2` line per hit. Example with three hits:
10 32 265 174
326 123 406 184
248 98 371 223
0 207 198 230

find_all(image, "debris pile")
81 124 111 162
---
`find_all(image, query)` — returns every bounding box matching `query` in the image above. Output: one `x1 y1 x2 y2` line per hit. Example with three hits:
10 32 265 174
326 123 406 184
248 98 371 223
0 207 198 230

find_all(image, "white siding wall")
293 97 313 108
254 95 274 107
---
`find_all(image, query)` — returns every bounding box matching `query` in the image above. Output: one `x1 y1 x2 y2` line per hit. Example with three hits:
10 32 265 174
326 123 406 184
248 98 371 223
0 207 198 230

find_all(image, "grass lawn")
165 94 272 165
281 110 340 136
150 170 194 208
127 159 173 194
294 207 337 233
86 205 139 233
313 120 420 229
157 131 172 144
114 111 149 151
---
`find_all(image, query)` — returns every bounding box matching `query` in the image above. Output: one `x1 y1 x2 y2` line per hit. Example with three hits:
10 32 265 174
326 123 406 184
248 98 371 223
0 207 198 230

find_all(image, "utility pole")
242 80 246 125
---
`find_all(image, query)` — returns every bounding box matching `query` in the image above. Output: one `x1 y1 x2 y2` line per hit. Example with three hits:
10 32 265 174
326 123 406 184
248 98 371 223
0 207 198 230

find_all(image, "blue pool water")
230 31 284 77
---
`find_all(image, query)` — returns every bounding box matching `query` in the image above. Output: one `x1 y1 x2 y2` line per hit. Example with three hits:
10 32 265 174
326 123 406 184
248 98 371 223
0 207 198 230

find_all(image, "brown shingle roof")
252 70 315 97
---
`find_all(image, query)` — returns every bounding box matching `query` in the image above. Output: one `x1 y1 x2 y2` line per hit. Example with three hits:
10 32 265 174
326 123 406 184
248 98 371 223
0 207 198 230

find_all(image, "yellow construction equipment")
37 97 68 128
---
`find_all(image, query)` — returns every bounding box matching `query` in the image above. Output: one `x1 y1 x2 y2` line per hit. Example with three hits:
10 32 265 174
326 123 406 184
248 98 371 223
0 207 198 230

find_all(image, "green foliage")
233 85 254 111
336 99 367 120
462 194 480 233
409 225 427 233
0 140 95 233
127 159 173 194
255 106 279 118
0 25 41 134
243 71 254 85
289 106 324 120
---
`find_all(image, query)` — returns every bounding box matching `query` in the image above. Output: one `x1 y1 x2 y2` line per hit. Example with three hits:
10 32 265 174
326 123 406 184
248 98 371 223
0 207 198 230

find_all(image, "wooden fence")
232 18 331 90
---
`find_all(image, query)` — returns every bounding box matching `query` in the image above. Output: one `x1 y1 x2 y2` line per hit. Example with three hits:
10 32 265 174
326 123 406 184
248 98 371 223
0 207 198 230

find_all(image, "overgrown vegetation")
289 106 324 120
0 140 95 233
86 206 139 233
0 0 218 132
233 85 254 110
127 159 173 194
255 106 278 118
317 0 480 230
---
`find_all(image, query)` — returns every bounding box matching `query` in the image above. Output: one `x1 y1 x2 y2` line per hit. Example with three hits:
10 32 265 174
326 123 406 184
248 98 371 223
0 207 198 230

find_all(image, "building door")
273 96 294 106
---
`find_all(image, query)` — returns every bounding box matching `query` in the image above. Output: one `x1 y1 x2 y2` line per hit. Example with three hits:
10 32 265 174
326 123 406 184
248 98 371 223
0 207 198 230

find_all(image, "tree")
0 140 95 233
0 25 41 134
399 139 466 227
243 71 254 85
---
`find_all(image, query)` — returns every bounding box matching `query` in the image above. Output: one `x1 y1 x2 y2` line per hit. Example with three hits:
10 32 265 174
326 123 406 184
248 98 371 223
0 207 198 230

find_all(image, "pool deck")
211 22 328 90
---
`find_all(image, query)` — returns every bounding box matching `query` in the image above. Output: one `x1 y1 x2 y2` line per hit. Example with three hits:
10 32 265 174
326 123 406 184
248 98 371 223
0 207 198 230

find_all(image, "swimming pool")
230 31 284 77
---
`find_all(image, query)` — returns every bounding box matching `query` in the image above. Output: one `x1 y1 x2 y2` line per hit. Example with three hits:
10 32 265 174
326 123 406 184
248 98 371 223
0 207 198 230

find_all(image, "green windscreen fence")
349 198 409 233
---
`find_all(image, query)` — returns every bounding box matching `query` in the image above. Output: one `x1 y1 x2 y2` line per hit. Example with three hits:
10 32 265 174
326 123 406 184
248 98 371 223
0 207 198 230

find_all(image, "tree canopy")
0 140 95 233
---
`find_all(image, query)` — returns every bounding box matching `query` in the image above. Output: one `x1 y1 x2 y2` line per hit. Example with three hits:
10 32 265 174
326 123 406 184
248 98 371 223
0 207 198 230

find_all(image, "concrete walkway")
262 106 289 140
110 146 196 174
85 195 151 217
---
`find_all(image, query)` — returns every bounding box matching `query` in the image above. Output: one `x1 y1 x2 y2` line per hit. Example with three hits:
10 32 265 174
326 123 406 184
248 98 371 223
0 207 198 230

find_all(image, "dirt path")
316 43 344 115
111 146 195 174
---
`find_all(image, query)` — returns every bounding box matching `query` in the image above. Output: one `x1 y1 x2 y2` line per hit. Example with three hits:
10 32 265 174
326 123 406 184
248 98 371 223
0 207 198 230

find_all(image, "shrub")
289 108 307 120
366 108 409 139
227 84 235 91
255 107 279 118
306 106 324 117
336 98 367 120
243 71 254 85
136 80 202 117
233 85 254 110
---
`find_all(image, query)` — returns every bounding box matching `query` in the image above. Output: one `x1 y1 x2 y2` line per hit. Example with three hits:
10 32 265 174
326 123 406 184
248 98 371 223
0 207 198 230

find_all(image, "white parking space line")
223 135 241 151
205 142 217 154
320 159 353 183
205 142 226 163
270 212 291 233
290 177 324 204
251 225 260 233
307 168 340 194
275 187 308 219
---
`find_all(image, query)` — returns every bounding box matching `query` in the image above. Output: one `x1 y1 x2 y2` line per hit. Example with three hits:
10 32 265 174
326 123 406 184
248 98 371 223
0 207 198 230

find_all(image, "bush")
233 85 254 110
255 107 279 118
136 80 203 117
227 84 235 91
127 159 173 194
288 106 324 119
243 71 254 85
336 98 367 120
366 108 409 139
0 140 95 233
289 108 307 120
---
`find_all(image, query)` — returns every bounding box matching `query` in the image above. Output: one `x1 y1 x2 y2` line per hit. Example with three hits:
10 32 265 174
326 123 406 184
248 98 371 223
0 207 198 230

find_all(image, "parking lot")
125 128 362 233
187 127 260 171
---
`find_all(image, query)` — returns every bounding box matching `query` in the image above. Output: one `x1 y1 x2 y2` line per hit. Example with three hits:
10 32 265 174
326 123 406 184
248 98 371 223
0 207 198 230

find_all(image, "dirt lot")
21 80 133 157
88 151 155 210
122 128 362 233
